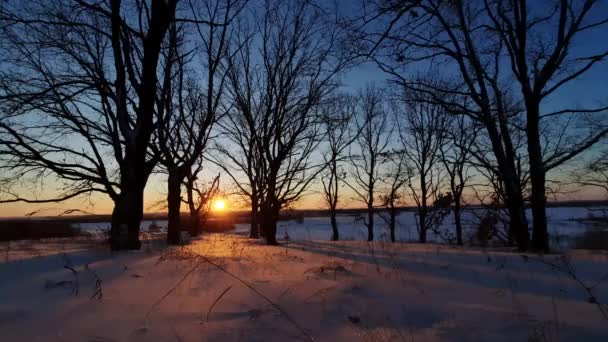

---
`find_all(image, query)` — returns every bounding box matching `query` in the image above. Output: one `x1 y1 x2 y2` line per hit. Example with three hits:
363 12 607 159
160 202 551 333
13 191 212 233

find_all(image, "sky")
1 56 605 217
0 0 607 217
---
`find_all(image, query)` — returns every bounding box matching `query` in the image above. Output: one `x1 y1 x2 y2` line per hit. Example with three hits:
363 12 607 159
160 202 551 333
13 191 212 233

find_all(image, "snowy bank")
1 234 607 341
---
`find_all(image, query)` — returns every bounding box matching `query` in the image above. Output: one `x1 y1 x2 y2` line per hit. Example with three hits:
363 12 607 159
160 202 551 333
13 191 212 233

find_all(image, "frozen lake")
235 206 607 248
72 206 607 249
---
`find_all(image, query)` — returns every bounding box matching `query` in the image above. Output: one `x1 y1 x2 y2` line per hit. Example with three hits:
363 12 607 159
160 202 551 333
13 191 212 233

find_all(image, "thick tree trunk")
530 170 548 250
265 220 278 245
505 181 529 250
262 207 279 245
257 195 279 245
110 157 146 250
166 170 184 245
418 209 427 243
108 0 175 250
330 208 339 241
527 103 549 251
507 190 530 251
484 119 529 250
454 199 463 246
110 191 144 250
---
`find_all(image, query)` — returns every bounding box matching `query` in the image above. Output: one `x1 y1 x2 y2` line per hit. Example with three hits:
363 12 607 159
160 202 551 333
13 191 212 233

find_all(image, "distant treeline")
2 199 606 224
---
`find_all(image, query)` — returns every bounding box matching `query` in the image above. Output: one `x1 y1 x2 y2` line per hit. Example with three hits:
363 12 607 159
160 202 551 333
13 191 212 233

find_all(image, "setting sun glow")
213 199 226 211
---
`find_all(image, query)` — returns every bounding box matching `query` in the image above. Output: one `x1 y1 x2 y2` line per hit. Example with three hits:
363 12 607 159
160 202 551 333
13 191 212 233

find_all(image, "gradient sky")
1 1 607 217
1 59 605 217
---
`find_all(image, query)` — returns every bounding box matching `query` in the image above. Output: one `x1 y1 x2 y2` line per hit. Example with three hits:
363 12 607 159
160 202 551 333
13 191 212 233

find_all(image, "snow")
1 233 607 341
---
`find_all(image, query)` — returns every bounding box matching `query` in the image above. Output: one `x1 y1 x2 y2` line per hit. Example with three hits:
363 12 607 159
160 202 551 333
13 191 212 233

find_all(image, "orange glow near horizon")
0 182 606 217
213 198 226 212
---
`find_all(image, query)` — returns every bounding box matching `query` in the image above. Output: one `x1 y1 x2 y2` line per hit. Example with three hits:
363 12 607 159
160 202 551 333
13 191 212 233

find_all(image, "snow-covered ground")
1 234 607 341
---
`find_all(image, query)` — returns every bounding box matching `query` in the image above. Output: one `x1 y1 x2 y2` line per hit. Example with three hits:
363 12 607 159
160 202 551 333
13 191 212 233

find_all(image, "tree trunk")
262 206 279 245
506 189 529 250
418 171 428 243
419 209 427 243
110 191 144 250
166 170 183 245
527 103 549 252
110 157 146 250
454 199 463 246
184 177 201 237
484 118 529 250
265 220 278 245
389 207 396 243
250 194 259 238
189 211 200 237
367 202 374 241
502 161 530 250
329 158 340 241
108 0 175 251
330 208 339 241
257 195 279 245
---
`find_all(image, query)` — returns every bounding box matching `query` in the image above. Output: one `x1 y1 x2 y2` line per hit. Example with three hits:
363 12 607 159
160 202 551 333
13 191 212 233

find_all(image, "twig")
86 264 103 300
206 285 233 322
64 264 79 296
189 248 315 341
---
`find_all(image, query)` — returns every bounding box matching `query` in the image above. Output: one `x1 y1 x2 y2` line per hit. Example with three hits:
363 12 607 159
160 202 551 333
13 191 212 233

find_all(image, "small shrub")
574 227 608 250
200 218 235 232
572 213 608 250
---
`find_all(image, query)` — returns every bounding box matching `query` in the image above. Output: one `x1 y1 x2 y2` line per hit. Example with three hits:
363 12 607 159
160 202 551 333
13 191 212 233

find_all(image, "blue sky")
1 0 607 217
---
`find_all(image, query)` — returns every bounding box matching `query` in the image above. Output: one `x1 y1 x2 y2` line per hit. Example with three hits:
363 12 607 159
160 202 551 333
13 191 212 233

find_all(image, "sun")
213 198 226 211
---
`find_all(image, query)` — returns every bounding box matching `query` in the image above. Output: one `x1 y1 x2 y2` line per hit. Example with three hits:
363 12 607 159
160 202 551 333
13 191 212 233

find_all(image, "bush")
573 213 608 250
574 227 608 250
199 218 235 233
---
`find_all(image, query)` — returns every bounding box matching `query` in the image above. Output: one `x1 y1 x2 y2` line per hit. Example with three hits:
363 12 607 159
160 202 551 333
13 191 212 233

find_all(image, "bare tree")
211 15 263 238
466 107 530 246
320 94 359 241
377 149 410 242
576 148 608 196
360 0 532 250
183 169 220 235
484 0 608 251
216 0 352 245
0 0 178 250
155 0 241 245
439 115 478 245
347 86 392 242
397 89 449 243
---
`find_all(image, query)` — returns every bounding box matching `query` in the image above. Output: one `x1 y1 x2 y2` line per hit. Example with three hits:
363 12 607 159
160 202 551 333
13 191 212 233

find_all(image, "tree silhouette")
346 86 392 242
0 0 178 250
320 95 359 241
